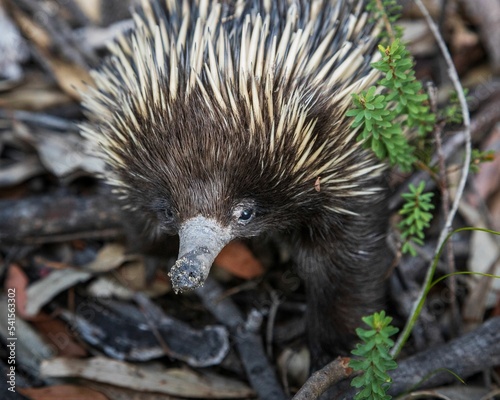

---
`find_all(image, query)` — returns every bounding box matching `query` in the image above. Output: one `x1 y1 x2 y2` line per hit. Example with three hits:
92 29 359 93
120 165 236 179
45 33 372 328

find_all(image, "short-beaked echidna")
82 0 391 367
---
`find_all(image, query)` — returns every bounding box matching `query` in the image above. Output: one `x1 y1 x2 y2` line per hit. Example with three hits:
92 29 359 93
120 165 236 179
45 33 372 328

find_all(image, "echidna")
82 0 391 368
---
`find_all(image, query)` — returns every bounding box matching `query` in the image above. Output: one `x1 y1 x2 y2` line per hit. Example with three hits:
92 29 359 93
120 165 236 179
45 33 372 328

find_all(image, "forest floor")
0 0 500 399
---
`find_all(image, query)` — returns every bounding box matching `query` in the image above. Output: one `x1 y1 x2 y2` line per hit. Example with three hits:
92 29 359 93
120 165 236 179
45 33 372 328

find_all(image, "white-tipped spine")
84 0 385 206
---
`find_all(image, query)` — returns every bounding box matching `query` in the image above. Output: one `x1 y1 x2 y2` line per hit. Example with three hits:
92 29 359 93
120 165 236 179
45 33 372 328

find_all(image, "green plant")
367 0 404 42
374 40 436 136
398 181 435 256
392 227 500 357
347 39 435 172
349 311 399 400
469 149 495 173
347 87 415 171
440 89 469 124
348 1 444 255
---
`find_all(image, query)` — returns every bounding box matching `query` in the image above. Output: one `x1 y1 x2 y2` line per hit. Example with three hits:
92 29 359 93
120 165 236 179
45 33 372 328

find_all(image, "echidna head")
85 86 330 292
83 80 385 292
81 0 385 293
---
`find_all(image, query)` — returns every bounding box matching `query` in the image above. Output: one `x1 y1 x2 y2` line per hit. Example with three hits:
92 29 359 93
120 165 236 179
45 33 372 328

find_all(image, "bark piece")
59 295 229 367
0 193 123 244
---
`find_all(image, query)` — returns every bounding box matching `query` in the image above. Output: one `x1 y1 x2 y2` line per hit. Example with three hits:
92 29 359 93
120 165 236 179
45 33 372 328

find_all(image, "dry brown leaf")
85 243 132 273
74 0 132 25
0 157 45 188
41 54 93 100
0 85 71 110
457 205 499 319
453 161 500 324
214 241 265 280
117 260 147 290
19 385 109 400
4 264 29 319
74 0 102 23
31 315 87 358
87 256 170 299
25 269 92 317
82 381 177 400
9 6 51 48
448 14 480 52
0 74 72 110
41 357 253 399
8 3 94 100
401 21 435 57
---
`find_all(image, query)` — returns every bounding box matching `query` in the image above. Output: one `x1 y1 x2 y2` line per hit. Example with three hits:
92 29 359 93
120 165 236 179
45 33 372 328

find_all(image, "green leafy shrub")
347 87 415 171
373 40 436 136
347 41 435 172
398 181 435 256
349 311 399 400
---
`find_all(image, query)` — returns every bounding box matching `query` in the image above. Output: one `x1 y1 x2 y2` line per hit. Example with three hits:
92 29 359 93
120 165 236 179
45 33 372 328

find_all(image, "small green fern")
349 311 399 400
347 87 415 171
347 41 435 172
348 0 436 173
373 40 436 136
398 181 435 256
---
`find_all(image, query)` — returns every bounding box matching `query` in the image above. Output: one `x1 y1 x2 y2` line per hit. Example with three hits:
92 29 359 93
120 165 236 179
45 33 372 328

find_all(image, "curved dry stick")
292 357 353 400
392 0 472 356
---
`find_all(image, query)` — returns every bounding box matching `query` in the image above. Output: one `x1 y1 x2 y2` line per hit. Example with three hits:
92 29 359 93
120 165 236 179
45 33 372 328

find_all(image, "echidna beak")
168 216 232 293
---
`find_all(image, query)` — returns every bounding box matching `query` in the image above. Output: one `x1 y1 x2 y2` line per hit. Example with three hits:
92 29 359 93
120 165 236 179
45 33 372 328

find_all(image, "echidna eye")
238 208 254 223
165 209 174 220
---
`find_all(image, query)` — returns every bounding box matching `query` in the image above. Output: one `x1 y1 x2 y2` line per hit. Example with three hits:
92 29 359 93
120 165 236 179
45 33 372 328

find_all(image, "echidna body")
82 0 390 367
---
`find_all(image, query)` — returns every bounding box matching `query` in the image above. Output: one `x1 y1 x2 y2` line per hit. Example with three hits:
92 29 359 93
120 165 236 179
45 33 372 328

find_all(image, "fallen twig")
0 109 80 132
292 357 353 400
196 277 287 400
0 192 123 244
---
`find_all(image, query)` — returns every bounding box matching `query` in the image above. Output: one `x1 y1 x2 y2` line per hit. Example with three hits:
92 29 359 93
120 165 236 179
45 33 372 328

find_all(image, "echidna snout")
168 216 231 292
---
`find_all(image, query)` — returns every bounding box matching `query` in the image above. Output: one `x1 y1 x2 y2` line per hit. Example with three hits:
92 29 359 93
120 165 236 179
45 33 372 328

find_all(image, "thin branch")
292 357 353 400
428 84 459 334
392 0 471 357
389 89 500 212
375 0 396 41
196 278 287 400
266 290 281 358
434 120 460 333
